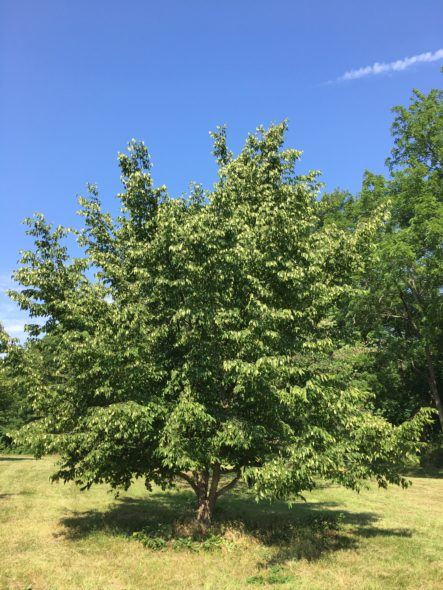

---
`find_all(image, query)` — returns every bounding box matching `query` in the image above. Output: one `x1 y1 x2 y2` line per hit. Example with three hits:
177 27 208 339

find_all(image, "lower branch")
216 472 241 498
177 471 198 494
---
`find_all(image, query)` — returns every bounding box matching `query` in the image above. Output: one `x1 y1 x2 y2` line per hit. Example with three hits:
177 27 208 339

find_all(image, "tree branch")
216 472 241 498
208 463 221 503
220 466 238 474
398 289 419 334
177 471 198 494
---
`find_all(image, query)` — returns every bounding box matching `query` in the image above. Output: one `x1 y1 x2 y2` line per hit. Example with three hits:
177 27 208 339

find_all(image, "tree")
0 325 35 449
320 87 443 432
358 90 442 430
0 324 18 448
0 324 13 443
384 88 443 430
12 123 431 527
0 322 8 352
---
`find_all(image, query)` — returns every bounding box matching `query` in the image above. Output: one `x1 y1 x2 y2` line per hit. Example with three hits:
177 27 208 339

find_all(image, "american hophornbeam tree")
12 122 432 527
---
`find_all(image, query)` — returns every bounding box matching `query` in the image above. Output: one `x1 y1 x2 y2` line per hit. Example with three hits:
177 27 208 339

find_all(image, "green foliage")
10 122 432 520
322 86 443 432
0 325 35 451
132 530 168 551
138 532 222 553
0 322 8 352
246 565 295 586
132 522 223 552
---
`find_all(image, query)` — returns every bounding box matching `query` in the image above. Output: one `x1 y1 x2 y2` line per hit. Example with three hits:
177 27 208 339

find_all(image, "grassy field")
1 456 442 590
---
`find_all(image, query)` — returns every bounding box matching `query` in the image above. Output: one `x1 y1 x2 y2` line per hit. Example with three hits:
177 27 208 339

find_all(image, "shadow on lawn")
0 491 34 498
0 456 33 461
59 483 414 564
405 465 443 479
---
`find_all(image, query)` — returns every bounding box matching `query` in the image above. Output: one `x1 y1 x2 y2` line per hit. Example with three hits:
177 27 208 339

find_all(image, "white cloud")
2 320 26 335
338 49 443 81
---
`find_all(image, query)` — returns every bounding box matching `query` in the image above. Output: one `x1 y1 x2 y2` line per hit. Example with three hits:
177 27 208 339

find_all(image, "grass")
1 456 442 589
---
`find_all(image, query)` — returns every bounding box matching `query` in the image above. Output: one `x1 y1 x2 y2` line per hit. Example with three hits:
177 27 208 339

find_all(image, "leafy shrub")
246 566 294 585
132 532 167 550
132 523 223 553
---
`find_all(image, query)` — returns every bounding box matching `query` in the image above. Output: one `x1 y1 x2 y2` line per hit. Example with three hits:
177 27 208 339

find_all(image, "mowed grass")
1 456 442 590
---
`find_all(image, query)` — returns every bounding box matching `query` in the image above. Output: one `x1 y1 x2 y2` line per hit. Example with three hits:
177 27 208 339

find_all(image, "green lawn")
1 455 442 590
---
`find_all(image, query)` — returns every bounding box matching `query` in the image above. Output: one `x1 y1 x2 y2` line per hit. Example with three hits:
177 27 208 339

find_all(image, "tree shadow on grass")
58 484 414 565
0 456 33 461
60 492 190 540
0 491 34 498
218 490 412 565
404 465 443 479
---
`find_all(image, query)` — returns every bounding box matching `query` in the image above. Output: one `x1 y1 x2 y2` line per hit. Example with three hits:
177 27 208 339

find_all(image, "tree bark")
191 464 239 530
196 496 216 528
425 345 443 431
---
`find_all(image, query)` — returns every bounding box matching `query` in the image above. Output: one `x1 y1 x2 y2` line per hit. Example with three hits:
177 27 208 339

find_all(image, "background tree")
384 88 443 429
0 323 13 445
321 87 443 432
12 123 431 527
0 325 35 450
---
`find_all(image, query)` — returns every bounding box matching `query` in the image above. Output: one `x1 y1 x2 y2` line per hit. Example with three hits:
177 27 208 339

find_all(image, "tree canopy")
322 87 443 432
0 325 35 449
11 121 432 526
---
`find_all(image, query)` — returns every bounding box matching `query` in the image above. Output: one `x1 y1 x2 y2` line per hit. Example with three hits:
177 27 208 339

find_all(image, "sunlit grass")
1 455 442 589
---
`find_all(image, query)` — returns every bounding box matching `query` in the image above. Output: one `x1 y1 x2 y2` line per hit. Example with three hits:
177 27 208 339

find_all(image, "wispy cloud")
338 49 443 81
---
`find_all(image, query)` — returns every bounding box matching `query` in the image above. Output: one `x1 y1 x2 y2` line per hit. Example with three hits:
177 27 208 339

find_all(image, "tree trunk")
196 496 216 529
425 345 443 431
195 464 219 530
178 465 240 531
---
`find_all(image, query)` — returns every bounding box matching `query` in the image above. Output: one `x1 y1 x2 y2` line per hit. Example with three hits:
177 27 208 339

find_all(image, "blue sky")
1 0 442 340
